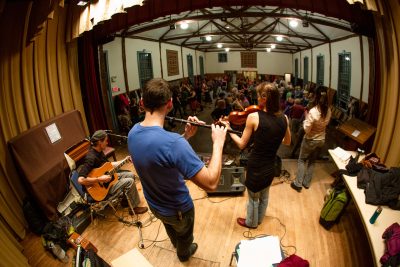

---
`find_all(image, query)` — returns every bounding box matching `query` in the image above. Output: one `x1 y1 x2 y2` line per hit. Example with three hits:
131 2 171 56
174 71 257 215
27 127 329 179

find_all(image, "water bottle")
49 241 69 263
369 206 382 224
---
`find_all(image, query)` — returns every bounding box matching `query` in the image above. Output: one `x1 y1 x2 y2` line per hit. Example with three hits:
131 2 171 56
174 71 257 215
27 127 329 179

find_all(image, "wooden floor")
20 104 374 266
21 158 374 267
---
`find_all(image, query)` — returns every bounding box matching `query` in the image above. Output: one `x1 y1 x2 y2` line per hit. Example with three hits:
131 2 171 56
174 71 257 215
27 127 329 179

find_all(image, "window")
166 49 179 76
218 52 227 63
303 57 309 84
316 55 324 86
294 58 299 86
187 54 194 85
137 51 153 89
241 52 257 68
199 56 204 79
337 52 351 111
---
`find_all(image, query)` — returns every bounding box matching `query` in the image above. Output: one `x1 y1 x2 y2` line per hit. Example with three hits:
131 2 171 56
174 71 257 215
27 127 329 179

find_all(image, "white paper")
224 159 234 165
332 147 351 163
237 236 282 267
352 130 361 137
45 123 61 143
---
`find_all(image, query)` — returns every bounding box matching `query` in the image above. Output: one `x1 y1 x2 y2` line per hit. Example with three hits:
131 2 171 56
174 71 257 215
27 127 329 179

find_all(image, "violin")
227 105 261 125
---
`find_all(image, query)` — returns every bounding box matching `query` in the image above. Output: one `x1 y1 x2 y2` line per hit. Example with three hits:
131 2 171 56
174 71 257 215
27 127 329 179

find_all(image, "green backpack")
319 188 349 230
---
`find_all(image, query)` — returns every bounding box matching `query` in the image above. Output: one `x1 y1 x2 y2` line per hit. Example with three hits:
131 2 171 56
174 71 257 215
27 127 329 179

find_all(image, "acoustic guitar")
86 157 131 201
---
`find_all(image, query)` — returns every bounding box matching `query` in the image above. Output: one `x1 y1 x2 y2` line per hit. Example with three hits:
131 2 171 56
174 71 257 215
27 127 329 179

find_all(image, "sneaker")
178 243 198 262
129 206 148 215
290 182 302 192
236 217 257 229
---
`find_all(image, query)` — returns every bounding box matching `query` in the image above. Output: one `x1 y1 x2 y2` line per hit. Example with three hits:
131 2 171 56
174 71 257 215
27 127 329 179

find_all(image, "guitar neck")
108 158 130 175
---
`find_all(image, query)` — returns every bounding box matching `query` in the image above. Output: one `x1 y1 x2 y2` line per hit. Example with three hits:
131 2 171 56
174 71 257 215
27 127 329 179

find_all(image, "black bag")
22 197 48 235
77 248 111 267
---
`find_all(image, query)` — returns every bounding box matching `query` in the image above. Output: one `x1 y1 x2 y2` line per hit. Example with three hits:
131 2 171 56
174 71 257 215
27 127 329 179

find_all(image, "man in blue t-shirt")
128 78 227 262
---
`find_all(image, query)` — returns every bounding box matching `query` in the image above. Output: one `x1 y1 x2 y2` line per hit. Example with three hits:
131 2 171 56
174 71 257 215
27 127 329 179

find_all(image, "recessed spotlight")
206 35 212 41
289 19 299 28
276 36 283 42
217 43 223 48
225 48 230 52
226 26 230 29
180 22 189 30
266 48 271 52
271 44 276 49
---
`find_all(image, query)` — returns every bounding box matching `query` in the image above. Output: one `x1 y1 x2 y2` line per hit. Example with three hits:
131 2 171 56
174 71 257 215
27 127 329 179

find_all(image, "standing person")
127 78 227 262
223 82 291 229
77 130 148 215
290 86 331 192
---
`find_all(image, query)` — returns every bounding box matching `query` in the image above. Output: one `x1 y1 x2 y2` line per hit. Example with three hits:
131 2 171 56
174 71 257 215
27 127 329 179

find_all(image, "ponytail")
315 86 329 118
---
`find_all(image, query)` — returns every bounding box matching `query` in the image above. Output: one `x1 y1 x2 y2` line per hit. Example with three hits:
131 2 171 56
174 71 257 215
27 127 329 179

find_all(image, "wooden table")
329 149 400 266
337 118 376 146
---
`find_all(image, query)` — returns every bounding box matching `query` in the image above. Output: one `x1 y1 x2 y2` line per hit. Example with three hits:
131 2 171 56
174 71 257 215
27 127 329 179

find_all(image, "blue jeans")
150 207 195 260
245 187 270 228
294 138 325 188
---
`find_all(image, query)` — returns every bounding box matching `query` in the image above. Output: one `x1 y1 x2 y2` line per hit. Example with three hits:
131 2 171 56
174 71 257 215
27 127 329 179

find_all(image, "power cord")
241 215 297 257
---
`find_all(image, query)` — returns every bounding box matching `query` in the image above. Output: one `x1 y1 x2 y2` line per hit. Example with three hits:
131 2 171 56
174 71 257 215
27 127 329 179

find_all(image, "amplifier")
69 206 91 234
207 166 245 195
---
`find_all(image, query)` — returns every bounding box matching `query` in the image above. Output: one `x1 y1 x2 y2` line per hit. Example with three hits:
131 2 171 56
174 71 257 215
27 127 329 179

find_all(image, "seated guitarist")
77 130 148 215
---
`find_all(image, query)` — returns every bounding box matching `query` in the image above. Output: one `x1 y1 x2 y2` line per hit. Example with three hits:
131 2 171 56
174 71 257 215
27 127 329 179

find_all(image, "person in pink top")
291 86 331 192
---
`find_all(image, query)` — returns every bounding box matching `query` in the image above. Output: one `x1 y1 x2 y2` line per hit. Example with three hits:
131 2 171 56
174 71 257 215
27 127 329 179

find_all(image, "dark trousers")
150 207 195 259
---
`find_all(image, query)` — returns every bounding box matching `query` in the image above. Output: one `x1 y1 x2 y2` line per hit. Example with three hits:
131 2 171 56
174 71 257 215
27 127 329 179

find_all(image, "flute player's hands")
182 116 205 140
211 123 227 148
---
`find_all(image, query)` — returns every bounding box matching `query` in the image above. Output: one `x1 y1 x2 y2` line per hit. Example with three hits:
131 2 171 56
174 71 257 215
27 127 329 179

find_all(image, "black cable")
240 215 297 258
139 220 170 249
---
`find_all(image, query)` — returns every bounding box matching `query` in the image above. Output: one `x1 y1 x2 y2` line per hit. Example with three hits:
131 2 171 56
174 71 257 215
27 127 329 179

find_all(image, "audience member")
290 86 331 192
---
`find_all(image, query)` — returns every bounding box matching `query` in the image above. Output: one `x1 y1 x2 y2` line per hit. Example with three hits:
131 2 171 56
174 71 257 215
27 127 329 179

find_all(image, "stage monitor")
207 166 245 195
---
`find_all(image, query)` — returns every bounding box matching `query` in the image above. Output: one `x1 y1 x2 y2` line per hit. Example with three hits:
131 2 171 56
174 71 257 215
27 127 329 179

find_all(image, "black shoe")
178 243 198 262
302 184 310 189
290 182 302 192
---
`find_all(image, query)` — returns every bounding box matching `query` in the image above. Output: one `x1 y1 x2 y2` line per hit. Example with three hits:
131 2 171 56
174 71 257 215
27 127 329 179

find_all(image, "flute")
165 116 242 135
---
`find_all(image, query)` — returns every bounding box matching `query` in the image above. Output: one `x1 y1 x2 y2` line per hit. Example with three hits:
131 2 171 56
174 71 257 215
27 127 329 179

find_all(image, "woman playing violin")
222 82 291 229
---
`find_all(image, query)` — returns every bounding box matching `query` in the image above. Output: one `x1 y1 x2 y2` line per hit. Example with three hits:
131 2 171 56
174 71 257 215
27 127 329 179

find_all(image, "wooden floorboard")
21 158 374 267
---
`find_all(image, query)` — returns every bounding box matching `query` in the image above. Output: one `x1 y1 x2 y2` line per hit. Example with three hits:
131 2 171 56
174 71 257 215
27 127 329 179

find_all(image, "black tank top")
245 111 287 192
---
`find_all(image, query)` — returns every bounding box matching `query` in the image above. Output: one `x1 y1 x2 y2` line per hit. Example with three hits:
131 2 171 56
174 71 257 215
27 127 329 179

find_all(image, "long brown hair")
256 82 280 115
315 86 329 118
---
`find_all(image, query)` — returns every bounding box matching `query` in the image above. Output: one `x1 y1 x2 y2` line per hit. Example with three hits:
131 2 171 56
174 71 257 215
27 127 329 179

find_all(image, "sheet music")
237 236 282 267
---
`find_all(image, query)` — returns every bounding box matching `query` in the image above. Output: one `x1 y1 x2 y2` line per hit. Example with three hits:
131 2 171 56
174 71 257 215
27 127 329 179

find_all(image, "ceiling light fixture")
266 48 271 52
225 47 230 52
217 43 223 48
271 44 276 49
276 35 283 42
289 19 299 28
180 22 189 30
206 35 212 41
77 1 88 6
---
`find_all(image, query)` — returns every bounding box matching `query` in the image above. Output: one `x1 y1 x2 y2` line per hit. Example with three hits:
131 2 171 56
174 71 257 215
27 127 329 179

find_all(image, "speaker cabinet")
207 167 245 195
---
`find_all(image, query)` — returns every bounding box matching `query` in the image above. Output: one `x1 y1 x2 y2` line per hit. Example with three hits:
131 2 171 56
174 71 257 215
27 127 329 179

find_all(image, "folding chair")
63 139 124 222
69 169 124 222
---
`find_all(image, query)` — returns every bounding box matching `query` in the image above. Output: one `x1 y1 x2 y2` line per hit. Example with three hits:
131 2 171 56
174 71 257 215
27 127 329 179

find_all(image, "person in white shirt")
291 86 331 192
